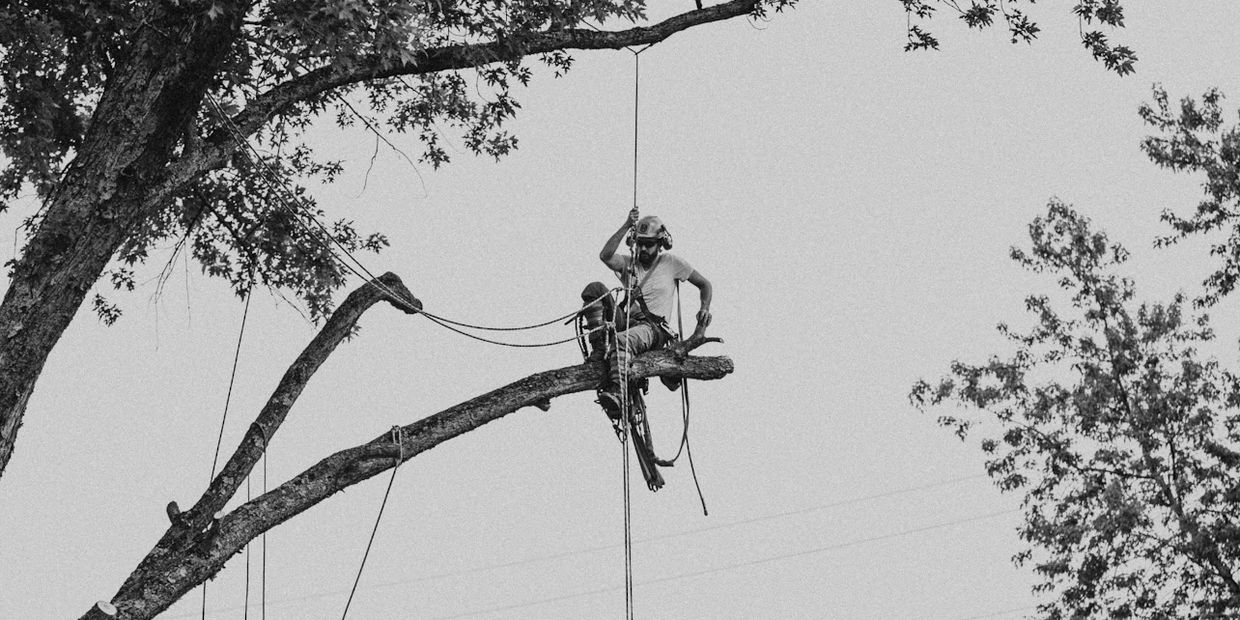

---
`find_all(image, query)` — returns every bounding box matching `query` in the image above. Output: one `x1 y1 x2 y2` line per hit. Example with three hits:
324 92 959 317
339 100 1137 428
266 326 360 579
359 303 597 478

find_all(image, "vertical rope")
619 41 652 620
675 284 709 516
261 441 268 620
202 285 253 620
621 429 633 620
631 51 640 210
244 475 251 620
621 210 641 619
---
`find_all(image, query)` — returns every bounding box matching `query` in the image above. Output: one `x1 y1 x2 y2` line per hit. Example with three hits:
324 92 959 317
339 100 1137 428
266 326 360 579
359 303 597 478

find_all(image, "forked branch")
83 276 731 620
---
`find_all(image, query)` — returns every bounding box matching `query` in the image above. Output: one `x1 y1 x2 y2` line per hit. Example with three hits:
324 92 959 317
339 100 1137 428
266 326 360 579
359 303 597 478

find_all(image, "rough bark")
0 4 245 479
223 0 762 139
79 276 730 620
0 1 757 481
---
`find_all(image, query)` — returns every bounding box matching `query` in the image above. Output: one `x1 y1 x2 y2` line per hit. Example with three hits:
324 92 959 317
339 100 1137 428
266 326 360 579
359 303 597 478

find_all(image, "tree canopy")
0 0 784 322
914 82 1240 614
0 1 1175 617
0 0 793 482
915 201 1240 617
1141 86 1240 308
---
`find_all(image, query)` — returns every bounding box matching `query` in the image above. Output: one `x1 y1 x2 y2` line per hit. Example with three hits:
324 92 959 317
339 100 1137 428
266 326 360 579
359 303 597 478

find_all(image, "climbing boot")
586 330 608 364
596 389 623 421
580 282 614 363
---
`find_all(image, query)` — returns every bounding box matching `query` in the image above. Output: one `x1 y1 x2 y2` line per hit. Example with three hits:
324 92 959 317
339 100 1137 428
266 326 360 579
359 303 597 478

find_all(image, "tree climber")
580 208 713 416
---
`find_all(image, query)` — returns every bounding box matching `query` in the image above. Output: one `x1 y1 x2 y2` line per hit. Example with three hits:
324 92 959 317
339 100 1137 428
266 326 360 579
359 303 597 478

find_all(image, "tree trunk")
0 7 241 478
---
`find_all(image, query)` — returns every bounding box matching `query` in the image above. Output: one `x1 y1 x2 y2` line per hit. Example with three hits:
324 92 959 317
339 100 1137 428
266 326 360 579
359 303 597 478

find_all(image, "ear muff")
630 216 672 250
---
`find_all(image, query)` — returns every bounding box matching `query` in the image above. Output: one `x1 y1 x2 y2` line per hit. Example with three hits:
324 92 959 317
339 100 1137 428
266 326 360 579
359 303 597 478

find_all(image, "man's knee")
581 281 615 323
582 281 609 302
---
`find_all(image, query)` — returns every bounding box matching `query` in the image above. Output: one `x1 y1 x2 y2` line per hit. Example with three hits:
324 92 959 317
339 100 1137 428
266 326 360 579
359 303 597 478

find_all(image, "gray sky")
4 2 1240 619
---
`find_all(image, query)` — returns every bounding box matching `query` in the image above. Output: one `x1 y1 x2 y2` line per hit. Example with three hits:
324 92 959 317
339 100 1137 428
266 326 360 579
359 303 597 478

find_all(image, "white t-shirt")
610 252 695 322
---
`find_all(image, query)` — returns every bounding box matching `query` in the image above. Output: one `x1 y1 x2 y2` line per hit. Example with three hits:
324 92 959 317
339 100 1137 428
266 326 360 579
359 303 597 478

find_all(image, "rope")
416 288 618 332
621 226 639 620
632 50 640 210
422 314 607 348
202 283 253 620
617 41 655 620
649 283 708 514
205 95 602 349
628 44 651 208
261 443 268 620
248 421 272 620
244 473 252 619
207 286 252 482
341 426 404 620
205 94 611 351
203 96 412 311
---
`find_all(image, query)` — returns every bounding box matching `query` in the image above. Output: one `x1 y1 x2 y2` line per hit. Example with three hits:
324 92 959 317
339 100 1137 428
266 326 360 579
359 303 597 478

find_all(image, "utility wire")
430 509 1021 620
160 474 992 619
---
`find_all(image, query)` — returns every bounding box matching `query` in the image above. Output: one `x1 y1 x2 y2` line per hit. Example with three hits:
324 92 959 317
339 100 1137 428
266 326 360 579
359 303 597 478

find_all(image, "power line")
430 508 1021 619
161 474 992 618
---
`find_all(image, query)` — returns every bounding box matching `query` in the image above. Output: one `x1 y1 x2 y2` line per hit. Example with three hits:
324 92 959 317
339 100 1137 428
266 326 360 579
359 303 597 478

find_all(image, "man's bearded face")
636 238 660 265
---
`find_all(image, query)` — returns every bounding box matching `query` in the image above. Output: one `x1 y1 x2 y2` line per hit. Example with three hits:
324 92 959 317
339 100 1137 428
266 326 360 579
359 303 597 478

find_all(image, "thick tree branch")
186 272 420 531
95 272 420 620
224 0 759 140
88 312 730 619
155 1 762 259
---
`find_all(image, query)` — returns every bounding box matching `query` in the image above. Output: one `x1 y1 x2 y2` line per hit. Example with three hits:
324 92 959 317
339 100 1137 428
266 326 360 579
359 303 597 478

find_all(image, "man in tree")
582 208 713 416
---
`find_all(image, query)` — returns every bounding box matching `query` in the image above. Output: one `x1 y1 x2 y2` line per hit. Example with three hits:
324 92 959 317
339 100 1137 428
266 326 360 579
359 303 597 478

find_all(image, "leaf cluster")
1140 86 1240 308
900 0 1135 75
3 1 731 322
0 0 138 205
912 200 1240 617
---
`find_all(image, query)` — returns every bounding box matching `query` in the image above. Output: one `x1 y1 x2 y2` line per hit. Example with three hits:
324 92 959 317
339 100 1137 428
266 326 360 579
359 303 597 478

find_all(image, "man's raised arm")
600 207 640 271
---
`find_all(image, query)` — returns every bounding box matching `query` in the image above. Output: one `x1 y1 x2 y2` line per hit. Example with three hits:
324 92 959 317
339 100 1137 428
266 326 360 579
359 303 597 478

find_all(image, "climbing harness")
341 426 404 620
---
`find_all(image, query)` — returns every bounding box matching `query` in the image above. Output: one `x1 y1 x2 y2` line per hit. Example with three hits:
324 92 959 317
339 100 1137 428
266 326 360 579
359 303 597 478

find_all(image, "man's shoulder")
660 252 693 273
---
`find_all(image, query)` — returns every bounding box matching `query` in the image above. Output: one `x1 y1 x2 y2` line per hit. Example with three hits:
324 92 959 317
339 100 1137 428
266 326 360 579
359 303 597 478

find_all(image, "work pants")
611 321 669 386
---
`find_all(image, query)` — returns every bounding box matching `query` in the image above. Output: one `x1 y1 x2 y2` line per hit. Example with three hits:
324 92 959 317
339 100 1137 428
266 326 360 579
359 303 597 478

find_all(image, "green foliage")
912 201 1240 617
1140 85 1240 308
900 0 1135 75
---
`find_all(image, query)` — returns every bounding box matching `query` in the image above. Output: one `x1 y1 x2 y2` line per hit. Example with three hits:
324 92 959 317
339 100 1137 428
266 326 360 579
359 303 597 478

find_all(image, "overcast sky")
5 3 1240 619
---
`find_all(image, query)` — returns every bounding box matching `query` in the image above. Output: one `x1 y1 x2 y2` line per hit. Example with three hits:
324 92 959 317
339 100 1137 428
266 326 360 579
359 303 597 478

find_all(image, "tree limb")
223 0 759 140
154 1 762 265
85 286 731 619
